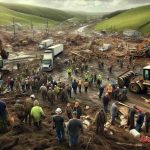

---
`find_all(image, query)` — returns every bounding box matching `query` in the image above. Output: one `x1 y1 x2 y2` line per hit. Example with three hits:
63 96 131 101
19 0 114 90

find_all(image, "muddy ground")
0 26 150 150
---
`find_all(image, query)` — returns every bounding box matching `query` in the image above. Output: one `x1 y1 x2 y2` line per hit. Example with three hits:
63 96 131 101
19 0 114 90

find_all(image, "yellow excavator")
118 65 150 95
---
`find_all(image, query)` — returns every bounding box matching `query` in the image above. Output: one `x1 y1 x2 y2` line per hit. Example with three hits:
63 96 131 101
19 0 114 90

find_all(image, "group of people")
0 56 150 148
127 105 150 133
0 97 84 147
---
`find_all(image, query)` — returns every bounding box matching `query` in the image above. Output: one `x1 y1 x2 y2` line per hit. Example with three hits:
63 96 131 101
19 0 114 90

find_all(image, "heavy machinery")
118 65 150 95
128 39 150 57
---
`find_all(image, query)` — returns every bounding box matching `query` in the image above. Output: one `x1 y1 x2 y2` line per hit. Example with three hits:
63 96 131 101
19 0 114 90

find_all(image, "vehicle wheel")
129 83 141 93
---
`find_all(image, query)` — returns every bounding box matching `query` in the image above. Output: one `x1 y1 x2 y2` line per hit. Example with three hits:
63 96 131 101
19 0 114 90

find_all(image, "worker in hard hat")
52 108 65 142
24 95 35 125
31 100 45 129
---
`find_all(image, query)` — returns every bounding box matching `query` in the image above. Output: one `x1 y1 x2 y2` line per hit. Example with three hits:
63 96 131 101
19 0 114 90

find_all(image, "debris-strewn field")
0 24 150 150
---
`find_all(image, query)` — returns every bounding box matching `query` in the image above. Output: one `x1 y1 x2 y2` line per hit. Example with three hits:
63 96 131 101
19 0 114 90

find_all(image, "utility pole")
31 19 34 39
46 19 49 37
13 17 16 38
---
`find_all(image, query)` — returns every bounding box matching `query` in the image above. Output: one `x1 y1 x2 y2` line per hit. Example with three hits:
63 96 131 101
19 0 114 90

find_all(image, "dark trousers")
84 87 88 93
136 123 142 132
73 88 77 95
145 123 149 133
67 90 71 98
103 104 108 113
78 85 81 93
25 111 32 125
69 134 79 146
56 128 64 142
0 116 7 133
34 120 42 129
96 124 104 134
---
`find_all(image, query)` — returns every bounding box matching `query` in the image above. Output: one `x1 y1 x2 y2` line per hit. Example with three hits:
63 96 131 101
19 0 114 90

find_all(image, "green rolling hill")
0 3 73 26
95 5 150 33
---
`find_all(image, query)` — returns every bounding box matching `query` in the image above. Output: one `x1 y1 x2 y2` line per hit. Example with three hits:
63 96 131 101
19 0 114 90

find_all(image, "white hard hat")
55 108 62 114
30 94 35 99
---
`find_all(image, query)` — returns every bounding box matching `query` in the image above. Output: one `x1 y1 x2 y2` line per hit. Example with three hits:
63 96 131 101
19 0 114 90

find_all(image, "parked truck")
39 39 53 50
41 44 63 71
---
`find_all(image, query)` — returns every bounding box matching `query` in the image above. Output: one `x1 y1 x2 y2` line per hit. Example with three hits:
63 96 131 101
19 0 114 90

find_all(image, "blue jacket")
137 113 144 125
72 81 78 89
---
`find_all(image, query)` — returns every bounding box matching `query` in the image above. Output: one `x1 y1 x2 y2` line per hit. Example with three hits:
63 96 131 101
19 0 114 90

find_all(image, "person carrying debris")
73 102 82 119
145 112 150 133
31 100 45 129
110 102 119 125
84 79 89 93
127 105 137 130
24 95 35 125
40 84 47 101
67 111 83 147
94 109 107 134
52 108 65 143
136 110 145 132
0 100 8 133
72 79 78 95
102 93 110 113
65 103 73 120
14 100 25 124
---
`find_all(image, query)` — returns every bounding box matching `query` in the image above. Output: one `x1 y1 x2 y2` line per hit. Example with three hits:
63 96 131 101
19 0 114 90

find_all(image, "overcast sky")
0 0 150 12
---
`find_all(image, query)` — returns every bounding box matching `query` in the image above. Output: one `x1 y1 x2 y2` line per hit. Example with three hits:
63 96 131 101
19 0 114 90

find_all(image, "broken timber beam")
71 51 86 59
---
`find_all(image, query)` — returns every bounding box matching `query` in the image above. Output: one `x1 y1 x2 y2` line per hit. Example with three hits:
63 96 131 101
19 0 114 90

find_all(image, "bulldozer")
118 65 150 95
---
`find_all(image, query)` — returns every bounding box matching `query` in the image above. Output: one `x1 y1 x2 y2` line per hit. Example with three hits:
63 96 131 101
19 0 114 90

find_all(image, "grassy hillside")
95 5 150 33
0 3 72 22
0 3 73 26
0 5 57 26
